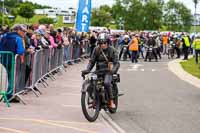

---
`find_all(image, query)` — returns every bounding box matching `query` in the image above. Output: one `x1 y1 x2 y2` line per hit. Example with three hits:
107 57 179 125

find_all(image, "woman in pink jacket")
45 30 58 48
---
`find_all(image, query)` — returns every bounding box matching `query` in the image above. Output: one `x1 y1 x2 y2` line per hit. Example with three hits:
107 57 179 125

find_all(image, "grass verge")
180 57 200 79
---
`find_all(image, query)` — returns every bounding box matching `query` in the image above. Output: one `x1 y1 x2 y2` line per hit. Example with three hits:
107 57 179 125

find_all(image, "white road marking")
141 69 145 71
127 69 138 72
152 69 156 72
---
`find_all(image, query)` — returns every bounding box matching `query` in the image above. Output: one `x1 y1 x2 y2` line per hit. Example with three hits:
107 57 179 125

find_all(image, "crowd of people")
1 24 199 64
95 31 200 64
0 23 200 102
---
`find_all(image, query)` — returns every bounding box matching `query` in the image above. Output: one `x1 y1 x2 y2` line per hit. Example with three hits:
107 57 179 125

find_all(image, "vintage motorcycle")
81 70 120 122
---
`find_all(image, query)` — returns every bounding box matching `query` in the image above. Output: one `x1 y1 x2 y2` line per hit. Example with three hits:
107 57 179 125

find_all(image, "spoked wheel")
81 85 100 122
109 84 119 114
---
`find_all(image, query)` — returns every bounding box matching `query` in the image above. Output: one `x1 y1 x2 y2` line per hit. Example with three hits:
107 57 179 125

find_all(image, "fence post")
0 51 15 107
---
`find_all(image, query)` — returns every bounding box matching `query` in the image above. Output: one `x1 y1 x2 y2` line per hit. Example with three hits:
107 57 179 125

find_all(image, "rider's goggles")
98 41 107 45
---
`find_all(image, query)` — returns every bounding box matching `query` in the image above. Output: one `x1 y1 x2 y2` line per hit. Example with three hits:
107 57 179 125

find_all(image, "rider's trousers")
104 74 114 100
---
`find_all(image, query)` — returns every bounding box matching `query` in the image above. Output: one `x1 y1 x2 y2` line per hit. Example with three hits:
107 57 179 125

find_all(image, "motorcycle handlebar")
81 69 111 79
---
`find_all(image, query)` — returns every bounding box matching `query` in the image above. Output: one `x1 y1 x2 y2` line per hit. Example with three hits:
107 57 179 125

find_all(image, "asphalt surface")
109 57 200 133
0 61 116 133
1 56 200 133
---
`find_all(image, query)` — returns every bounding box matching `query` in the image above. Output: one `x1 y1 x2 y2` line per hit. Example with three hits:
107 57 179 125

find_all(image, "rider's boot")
109 100 116 109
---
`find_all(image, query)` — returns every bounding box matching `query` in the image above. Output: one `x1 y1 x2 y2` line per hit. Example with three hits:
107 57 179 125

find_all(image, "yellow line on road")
46 120 102 126
37 120 99 133
0 127 29 133
0 118 101 133
0 118 101 126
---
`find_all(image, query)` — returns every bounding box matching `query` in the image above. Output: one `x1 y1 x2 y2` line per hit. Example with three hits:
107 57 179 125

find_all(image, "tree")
18 2 35 22
164 0 193 32
91 5 113 27
113 0 144 30
178 3 193 31
111 0 126 29
143 0 163 30
39 18 54 24
193 0 199 33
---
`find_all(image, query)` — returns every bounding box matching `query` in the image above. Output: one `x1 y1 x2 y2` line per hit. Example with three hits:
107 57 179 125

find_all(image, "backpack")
0 35 17 68
1 35 17 54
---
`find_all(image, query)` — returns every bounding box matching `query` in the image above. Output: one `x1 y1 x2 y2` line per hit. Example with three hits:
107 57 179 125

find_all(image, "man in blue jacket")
0 24 26 102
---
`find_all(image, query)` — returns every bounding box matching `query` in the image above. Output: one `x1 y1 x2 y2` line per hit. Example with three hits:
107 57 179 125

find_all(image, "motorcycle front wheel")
81 85 100 122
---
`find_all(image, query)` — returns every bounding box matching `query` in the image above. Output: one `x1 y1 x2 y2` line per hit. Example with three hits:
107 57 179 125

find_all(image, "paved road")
109 57 200 133
0 61 116 133
1 57 200 133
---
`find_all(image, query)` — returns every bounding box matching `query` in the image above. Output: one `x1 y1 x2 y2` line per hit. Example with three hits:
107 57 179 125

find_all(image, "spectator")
63 30 72 65
71 31 80 62
45 30 58 48
89 32 97 57
0 24 26 102
56 28 63 49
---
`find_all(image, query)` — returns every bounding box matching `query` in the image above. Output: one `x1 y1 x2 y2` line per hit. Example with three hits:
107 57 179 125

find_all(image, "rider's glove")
81 70 90 77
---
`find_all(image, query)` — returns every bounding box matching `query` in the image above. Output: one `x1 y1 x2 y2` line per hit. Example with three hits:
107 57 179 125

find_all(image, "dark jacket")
86 46 120 74
147 38 156 47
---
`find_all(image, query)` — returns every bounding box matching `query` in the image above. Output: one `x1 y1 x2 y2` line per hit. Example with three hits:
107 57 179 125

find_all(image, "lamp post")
1 0 4 26
119 17 124 30
194 11 197 35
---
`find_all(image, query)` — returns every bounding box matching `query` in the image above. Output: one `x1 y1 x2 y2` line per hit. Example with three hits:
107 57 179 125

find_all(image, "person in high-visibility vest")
162 33 168 55
192 34 200 64
129 34 139 63
182 34 190 60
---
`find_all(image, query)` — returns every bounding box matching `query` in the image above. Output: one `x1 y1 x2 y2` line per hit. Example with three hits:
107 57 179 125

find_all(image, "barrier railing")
0 51 15 107
0 41 90 106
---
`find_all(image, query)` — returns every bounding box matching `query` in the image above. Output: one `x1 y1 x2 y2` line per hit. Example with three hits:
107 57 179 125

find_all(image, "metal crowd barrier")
0 51 15 107
1 43 90 106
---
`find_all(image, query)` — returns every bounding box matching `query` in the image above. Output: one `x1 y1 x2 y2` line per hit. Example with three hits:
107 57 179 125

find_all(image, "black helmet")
97 33 109 44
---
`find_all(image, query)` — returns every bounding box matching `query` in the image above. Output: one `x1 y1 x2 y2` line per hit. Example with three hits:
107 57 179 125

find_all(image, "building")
34 8 76 16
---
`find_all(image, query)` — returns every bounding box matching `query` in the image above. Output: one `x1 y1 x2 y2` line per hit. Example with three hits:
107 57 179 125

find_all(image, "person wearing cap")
0 24 26 101
37 29 50 48
31 30 49 50
0 24 26 56
192 34 200 64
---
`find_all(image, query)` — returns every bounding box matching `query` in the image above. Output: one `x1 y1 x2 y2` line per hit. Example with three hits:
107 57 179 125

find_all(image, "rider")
81 33 120 109
144 34 158 62
119 35 131 60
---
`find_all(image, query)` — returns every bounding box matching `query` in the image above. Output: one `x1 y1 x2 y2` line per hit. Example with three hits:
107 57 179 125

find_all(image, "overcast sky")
24 0 200 14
